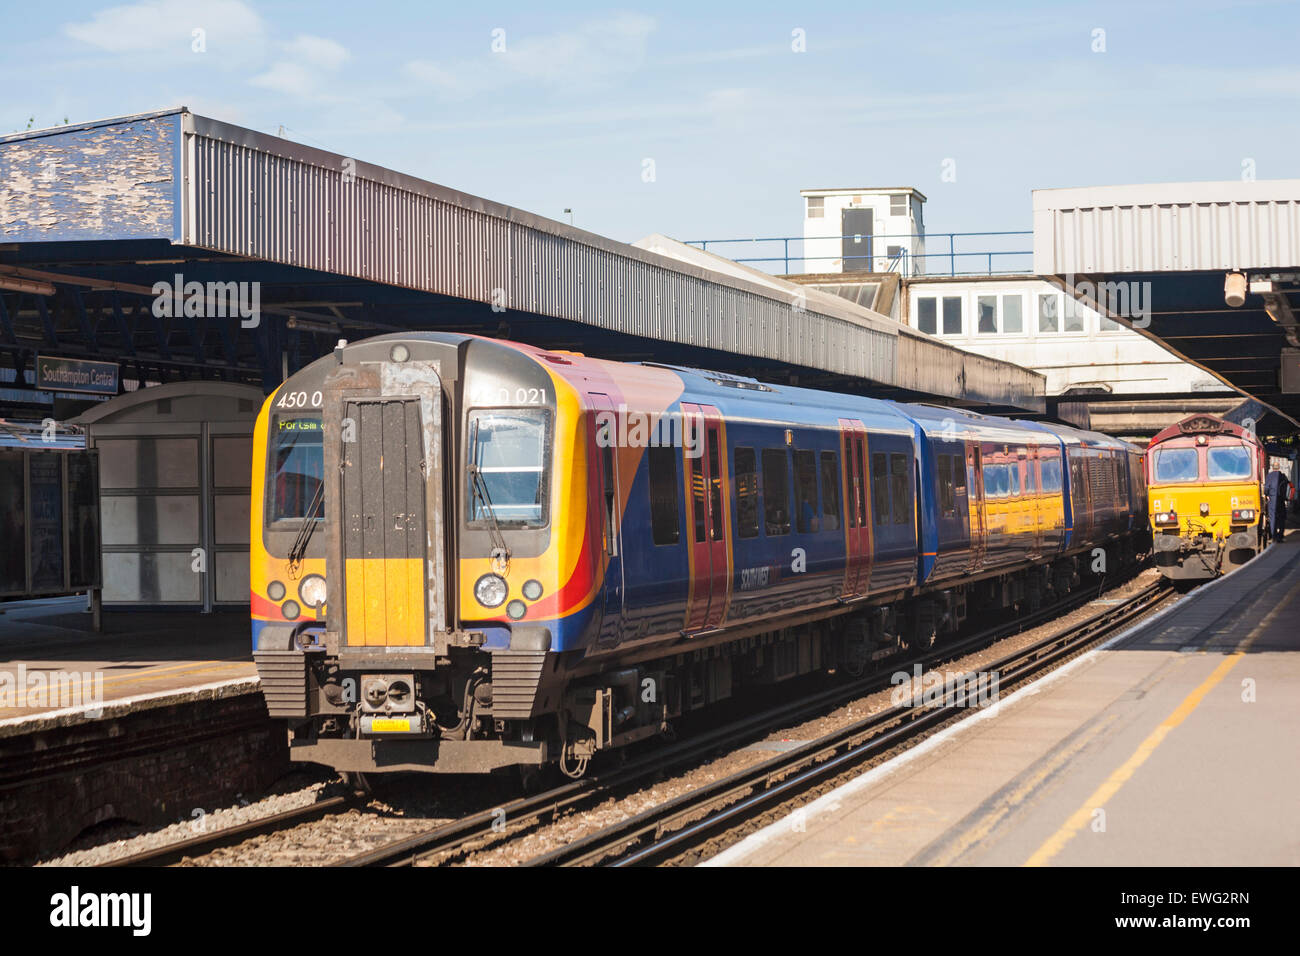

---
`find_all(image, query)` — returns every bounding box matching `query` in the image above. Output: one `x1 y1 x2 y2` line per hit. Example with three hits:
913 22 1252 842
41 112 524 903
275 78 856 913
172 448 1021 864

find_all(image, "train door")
323 361 447 648
682 403 730 631
589 393 625 644
838 419 871 596
1028 446 1043 558
968 443 986 570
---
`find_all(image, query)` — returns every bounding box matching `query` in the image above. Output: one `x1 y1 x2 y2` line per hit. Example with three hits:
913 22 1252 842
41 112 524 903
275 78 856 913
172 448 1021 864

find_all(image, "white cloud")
285 34 351 71
403 14 657 99
250 34 352 99
63 0 264 55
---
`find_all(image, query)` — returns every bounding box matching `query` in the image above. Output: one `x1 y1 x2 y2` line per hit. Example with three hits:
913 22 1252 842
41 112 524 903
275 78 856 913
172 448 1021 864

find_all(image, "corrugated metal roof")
0 108 1042 410
1033 180 1300 274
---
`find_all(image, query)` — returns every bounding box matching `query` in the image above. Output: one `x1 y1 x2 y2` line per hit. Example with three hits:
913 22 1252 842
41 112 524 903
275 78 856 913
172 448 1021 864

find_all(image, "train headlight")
1232 508 1255 522
1154 511 1179 527
268 580 286 601
506 599 527 620
522 579 543 601
282 600 301 621
298 574 327 609
475 573 508 608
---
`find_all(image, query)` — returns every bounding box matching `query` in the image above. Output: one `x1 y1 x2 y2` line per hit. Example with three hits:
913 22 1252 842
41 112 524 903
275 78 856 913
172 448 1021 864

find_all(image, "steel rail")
525 582 1173 867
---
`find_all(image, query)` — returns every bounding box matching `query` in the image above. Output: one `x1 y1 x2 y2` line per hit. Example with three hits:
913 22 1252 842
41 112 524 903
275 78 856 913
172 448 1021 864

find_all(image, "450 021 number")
276 389 322 409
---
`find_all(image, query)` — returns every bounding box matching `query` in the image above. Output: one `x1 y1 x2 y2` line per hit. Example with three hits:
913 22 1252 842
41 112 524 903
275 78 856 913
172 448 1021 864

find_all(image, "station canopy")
0 108 1044 420
1034 180 1300 436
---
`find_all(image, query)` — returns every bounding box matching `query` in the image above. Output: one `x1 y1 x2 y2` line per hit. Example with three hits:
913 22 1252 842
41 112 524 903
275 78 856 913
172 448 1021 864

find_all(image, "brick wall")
0 681 288 862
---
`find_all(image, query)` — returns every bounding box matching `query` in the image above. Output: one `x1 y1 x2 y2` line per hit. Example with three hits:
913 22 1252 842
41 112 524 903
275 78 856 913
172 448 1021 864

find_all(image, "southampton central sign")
35 355 119 396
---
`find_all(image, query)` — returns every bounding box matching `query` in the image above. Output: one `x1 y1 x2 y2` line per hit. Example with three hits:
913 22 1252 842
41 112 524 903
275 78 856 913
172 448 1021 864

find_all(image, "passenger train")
1147 414 1266 581
250 333 1149 778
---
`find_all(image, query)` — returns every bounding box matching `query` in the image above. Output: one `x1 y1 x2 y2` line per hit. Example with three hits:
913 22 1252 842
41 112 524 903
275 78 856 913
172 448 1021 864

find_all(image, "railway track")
103 795 356 867
341 574 1166 868
525 580 1174 867
94 573 1165 868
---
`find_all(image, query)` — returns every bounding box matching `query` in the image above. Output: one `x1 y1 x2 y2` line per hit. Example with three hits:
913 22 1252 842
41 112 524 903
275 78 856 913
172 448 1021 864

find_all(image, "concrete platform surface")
708 538 1300 867
0 596 254 721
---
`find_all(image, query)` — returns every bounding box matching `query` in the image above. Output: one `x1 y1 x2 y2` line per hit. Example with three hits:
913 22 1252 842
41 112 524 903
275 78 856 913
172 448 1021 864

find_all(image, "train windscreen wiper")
469 463 511 570
288 481 325 571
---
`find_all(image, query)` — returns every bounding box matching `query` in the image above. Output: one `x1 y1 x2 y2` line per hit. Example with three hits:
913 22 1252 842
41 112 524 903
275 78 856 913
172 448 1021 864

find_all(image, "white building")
801 187 926 275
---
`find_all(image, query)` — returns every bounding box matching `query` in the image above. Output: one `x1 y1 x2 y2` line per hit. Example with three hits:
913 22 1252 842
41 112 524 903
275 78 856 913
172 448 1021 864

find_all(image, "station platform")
709 536 1300 867
0 596 255 721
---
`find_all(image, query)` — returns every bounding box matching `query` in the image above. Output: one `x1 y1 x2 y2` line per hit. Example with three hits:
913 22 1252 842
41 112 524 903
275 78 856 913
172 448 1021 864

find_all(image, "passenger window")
761 449 791 535
1010 464 1021 496
707 430 723 541
820 451 841 531
734 447 759 538
890 453 910 524
794 449 818 533
871 452 889 526
648 446 679 545
938 453 955 517
602 445 618 556
954 453 966 493
690 456 707 543
855 439 867 526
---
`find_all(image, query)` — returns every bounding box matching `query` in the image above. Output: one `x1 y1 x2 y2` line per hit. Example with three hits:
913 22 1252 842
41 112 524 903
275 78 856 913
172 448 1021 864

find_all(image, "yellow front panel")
345 557 426 646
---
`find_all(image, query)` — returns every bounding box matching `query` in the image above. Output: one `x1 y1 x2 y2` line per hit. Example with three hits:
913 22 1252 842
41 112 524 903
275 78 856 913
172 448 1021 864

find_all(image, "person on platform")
1263 464 1291 543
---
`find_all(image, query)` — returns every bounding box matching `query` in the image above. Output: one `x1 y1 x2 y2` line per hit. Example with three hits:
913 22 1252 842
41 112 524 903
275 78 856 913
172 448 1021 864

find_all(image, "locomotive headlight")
268 580 286 601
298 574 327 609
522 579 543 601
475 573 508 608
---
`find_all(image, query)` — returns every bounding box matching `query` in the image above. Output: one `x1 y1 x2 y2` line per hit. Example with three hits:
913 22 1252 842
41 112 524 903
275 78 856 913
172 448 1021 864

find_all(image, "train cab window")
761 449 791 535
467 409 551 528
734 447 759 538
648 446 680 545
871 452 889 525
269 416 323 525
1152 447 1199 483
820 451 841 531
1009 463 1021 496
938 453 956 517
1207 446 1252 480
794 449 818 533
889 453 910 524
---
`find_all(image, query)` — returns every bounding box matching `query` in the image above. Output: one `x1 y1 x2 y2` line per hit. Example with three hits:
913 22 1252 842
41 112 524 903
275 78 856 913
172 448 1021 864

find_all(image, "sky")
2 0 1298 252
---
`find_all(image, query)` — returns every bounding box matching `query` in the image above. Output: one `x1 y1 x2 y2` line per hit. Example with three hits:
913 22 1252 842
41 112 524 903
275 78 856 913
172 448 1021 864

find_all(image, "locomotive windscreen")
1206 446 1252 480
1152 447 1198 483
270 416 324 525
467 409 550 528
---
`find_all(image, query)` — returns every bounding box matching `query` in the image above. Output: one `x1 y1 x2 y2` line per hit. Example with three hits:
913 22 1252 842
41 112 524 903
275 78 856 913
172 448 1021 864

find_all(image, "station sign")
35 355 119 396
1282 349 1300 395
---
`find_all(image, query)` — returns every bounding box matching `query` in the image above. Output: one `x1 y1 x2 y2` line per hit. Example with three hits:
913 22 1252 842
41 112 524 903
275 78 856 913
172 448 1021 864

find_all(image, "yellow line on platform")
1024 576 1300 867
